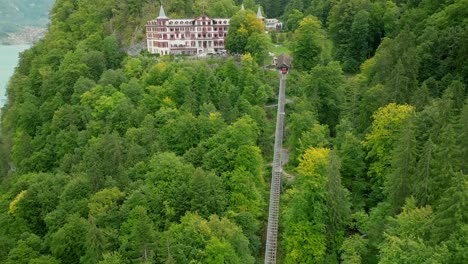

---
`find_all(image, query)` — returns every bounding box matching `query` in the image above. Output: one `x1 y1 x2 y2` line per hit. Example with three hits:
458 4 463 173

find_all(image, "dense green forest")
0 0 466 263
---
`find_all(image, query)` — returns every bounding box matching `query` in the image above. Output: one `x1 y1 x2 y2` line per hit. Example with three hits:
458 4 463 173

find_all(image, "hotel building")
145 5 283 55
145 5 230 55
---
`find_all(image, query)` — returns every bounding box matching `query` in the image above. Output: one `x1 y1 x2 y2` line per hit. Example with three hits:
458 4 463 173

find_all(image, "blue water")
0 44 30 107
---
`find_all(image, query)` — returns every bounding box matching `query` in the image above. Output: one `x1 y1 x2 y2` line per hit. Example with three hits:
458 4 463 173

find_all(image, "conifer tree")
119 206 157 263
414 138 435 206
81 216 106 264
385 119 417 212
431 124 462 201
431 172 467 244
364 103 415 203
325 151 351 256
460 101 468 174
345 10 370 72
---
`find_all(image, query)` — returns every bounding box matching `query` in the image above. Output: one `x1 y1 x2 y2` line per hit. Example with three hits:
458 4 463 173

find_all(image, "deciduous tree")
291 16 326 70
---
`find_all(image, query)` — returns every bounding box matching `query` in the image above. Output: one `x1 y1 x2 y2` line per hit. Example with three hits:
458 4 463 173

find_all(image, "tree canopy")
0 0 467 263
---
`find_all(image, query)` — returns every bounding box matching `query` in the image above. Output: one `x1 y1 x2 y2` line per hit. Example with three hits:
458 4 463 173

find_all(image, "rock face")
1 27 47 45
125 41 146 56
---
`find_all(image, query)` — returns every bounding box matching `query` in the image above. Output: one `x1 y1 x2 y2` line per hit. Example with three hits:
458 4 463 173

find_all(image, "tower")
157 4 168 20
257 6 265 20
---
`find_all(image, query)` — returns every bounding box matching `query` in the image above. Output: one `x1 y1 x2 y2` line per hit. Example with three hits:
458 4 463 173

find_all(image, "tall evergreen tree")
345 9 370 72
414 138 436 206
325 151 351 257
385 119 417 212
81 216 106 264
119 206 157 263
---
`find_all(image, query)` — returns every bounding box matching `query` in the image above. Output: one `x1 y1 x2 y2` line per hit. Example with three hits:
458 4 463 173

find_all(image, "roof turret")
158 4 168 19
257 6 264 19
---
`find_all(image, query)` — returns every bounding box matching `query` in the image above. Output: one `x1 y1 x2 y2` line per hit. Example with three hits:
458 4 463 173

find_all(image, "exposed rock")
124 41 146 56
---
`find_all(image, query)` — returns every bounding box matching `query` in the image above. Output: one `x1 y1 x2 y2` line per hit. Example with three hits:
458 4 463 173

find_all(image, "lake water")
0 44 30 107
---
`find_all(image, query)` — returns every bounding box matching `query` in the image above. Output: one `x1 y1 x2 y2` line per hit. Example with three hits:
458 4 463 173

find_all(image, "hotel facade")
145 5 230 55
145 5 283 55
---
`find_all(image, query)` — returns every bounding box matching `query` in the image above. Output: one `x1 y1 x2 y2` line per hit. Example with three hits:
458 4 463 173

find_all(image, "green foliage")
340 234 368 264
364 103 415 192
283 147 351 262
225 10 265 55
328 0 400 73
80 133 127 191
307 61 345 130
12 173 68 236
50 214 88 264
98 252 123 264
4 234 41 264
285 9 304 31
1 1 467 263
245 32 272 65
189 170 227 218
296 123 330 157
159 213 254 263
119 206 157 263
325 151 351 254
384 119 418 211
379 198 449 264
291 15 327 70
335 120 367 210
205 0 239 17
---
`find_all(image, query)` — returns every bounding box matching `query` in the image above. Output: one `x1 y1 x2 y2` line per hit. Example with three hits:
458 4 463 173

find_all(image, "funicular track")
264 62 289 264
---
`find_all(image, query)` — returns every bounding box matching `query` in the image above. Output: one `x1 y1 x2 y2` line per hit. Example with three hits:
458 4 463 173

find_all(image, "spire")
257 6 264 19
158 3 168 19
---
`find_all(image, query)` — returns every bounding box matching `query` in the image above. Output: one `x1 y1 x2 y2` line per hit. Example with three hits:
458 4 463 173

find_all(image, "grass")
261 42 292 66
271 42 291 56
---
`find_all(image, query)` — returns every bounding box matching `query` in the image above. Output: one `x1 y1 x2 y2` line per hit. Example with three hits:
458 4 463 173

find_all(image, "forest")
0 0 466 263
